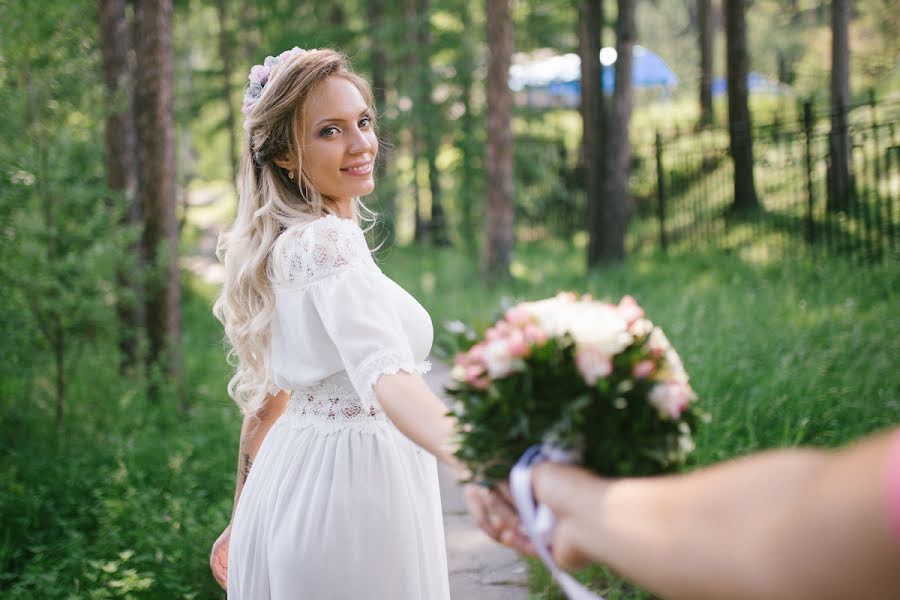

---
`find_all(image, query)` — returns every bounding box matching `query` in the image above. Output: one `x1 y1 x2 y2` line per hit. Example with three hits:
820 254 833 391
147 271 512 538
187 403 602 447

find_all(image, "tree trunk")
98 0 143 368
417 0 449 246
828 0 852 213
724 0 759 212
135 0 184 407
697 0 714 127
367 0 395 242
483 0 514 279
405 0 426 243
457 2 478 253
215 0 238 185
596 0 635 265
581 0 607 266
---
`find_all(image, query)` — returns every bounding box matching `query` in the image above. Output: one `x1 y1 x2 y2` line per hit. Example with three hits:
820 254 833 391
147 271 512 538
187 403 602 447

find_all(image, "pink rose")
649 382 694 419
506 329 529 359
248 65 270 85
633 359 655 379
575 345 613 386
467 343 486 362
465 364 486 382
524 323 548 345
485 322 511 342
505 305 533 327
617 295 645 326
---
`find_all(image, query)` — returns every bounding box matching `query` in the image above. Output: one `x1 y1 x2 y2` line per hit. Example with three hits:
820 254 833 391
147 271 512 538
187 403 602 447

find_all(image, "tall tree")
215 0 238 184
581 0 607 266
828 0 852 213
135 0 184 406
484 0 514 278
417 0 449 246
404 0 427 242
724 0 759 212
367 0 395 242
98 0 143 366
595 0 636 264
697 0 715 127
456 0 479 252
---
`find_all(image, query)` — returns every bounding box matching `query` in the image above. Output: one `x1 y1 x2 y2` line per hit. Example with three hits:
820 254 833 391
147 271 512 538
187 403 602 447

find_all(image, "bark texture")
828 0 852 212
135 0 183 404
483 0 514 279
596 0 636 264
725 0 759 211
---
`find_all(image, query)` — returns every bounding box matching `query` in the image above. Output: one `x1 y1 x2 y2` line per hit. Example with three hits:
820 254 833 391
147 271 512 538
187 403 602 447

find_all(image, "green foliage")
382 240 900 598
0 282 236 599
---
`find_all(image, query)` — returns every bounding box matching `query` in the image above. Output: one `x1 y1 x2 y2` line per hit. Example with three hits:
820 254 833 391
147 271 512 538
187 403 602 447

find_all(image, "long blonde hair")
213 49 377 416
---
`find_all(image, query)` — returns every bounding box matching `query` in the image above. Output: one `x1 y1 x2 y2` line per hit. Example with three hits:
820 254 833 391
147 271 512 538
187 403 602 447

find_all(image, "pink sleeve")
886 429 900 542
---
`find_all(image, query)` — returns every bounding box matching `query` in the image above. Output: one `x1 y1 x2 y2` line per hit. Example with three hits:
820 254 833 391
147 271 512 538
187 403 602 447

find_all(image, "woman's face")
301 77 377 206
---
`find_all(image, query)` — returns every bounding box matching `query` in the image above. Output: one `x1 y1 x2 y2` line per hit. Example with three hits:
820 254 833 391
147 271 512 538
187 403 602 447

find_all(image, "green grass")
380 240 900 599
1 241 897 599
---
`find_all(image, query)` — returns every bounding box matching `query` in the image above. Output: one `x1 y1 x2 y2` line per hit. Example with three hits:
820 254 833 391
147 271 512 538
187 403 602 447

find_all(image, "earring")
288 170 294 180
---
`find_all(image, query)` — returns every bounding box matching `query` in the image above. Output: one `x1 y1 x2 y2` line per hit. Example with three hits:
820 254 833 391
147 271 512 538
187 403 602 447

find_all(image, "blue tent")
509 46 678 100
711 72 792 97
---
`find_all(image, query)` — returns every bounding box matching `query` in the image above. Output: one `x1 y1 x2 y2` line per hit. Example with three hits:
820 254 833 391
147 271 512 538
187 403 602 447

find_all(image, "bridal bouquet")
447 293 701 485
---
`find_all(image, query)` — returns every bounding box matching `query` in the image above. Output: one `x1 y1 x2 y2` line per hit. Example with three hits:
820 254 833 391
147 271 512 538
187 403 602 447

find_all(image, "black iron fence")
628 96 900 264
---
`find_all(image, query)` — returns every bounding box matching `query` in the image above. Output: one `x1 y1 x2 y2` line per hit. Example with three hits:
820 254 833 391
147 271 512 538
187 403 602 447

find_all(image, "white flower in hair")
242 46 310 116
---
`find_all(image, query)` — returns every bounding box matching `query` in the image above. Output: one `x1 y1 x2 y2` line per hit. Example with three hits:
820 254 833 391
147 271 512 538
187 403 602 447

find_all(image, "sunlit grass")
382 241 899 598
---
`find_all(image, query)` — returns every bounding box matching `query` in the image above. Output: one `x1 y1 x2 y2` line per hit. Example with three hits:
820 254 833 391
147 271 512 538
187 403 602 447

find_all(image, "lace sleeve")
271 214 373 289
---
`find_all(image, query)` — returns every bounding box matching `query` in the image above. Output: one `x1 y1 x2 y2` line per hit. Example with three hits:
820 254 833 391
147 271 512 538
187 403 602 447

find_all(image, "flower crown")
242 46 310 116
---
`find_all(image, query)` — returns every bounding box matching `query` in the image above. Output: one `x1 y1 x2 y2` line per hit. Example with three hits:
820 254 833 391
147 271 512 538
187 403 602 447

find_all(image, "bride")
208 47 529 598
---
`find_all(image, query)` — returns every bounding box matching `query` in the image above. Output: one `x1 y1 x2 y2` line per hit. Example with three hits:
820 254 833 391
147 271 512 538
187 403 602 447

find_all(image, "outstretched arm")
533 427 900 600
375 372 532 552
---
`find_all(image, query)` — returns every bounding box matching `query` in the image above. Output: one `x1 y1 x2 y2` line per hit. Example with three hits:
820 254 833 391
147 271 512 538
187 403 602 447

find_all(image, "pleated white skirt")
227 397 451 600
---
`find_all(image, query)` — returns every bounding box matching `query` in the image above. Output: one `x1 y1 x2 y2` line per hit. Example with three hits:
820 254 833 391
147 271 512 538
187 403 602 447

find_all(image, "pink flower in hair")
248 65 270 85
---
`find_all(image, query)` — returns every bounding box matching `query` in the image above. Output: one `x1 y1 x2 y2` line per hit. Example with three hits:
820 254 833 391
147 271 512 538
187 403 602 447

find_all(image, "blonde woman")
208 48 528 598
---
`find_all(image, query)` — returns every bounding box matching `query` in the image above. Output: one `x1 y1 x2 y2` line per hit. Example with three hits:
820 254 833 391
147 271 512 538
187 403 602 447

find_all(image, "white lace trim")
281 360 433 431
272 214 376 290
353 352 432 412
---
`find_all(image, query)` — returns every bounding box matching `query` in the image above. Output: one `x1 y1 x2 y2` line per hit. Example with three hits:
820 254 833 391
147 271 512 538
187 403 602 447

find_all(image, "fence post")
655 131 667 252
803 101 815 245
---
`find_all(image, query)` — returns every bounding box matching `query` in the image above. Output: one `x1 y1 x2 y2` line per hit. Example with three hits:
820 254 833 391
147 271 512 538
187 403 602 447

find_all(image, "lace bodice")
265 214 434 418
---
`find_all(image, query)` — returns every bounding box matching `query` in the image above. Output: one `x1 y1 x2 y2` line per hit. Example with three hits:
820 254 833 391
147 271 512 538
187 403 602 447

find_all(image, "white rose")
482 339 515 378
567 304 633 356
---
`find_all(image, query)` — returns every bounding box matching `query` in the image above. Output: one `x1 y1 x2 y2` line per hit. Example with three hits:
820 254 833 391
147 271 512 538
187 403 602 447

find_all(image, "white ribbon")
509 444 603 600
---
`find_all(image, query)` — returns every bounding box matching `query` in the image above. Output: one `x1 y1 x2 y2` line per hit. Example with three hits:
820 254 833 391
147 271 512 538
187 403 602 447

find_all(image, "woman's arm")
229 390 290 519
374 372 533 552
532 427 900 600
211 390 290 589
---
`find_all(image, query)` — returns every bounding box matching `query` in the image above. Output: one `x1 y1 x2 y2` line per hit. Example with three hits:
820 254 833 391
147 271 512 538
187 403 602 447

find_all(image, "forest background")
1 0 899 598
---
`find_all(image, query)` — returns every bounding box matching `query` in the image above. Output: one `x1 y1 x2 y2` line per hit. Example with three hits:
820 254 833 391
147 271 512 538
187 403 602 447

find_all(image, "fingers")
209 525 231 590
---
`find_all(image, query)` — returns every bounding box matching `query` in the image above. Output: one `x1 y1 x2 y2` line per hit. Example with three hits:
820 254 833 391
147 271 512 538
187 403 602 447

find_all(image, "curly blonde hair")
213 48 377 416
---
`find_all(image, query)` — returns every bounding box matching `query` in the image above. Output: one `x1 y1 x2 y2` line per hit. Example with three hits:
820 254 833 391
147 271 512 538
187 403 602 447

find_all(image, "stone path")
425 359 530 600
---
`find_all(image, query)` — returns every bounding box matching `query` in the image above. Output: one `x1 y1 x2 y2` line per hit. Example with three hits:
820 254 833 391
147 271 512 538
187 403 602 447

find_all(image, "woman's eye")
321 126 339 137
359 117 371 128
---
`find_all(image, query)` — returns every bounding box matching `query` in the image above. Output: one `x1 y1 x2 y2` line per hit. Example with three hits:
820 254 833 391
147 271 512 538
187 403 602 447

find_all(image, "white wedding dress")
227 214 451 599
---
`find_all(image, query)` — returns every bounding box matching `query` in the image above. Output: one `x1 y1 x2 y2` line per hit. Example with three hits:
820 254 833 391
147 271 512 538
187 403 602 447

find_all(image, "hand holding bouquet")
447 293 702 598
448 292 700 484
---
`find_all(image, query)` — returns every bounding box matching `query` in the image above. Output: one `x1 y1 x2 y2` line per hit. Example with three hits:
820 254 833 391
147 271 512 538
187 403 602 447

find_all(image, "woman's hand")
463 482 535 556
209 522 232 590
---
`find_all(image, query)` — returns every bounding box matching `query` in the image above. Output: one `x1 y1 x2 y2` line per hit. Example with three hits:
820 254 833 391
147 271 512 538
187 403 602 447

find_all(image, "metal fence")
628 97 900 264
